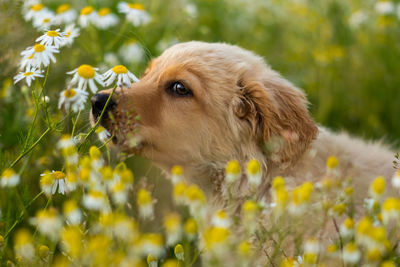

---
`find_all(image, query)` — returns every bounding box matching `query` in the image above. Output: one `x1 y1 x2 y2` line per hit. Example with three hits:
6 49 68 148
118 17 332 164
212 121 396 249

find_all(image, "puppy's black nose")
91 93 116 118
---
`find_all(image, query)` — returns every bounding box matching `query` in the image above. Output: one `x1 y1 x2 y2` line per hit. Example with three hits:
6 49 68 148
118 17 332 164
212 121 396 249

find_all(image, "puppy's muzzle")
91 93 116 120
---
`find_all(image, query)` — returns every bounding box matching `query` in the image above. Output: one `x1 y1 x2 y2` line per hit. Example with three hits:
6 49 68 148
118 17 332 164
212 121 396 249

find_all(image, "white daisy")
103 65 139 87
118 40 144 63
67 64 104 93
96 126 112 142
375 1 395 15
32 10 56 30
36 29 66 48
348 10 368 28
24 3 50 21
62 24 80 47
95 8 119 29
79 6 98 28
39 170 67 195
1 168 20 187
118 2 151 26
82 190 109 212
20 43 59 68
58 88 88 112
30 208 63 242
55 4 77 24
13 66 43 87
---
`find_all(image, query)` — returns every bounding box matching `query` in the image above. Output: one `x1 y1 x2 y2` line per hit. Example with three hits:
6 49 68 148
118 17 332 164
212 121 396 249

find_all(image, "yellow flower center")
57 4 70 14
226 160 240 174
89 146 101 159
171 165 183 176
43 18 50 23
371 176 386 195
77 64 95 79
90 191 105 199
247 159 260 175
81 6 94 15
98 8 111 16
272 176 285 190
64 200 77 213
184 218 197 234
128 3 145 10
53 171 66 180
382 197 400 211
33 44 45 53
65 31 71 38
242 200 258 213
32 4 44 11
63 89 77 98
112 65 128 74
137 189 152 205
344 218 354 229
47 30 59 37
2 169 15 178
23 72 34 76
326 156 339 169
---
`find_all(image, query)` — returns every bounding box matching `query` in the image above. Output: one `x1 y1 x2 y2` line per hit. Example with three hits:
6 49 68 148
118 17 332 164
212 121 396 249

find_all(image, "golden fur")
96 41 396 207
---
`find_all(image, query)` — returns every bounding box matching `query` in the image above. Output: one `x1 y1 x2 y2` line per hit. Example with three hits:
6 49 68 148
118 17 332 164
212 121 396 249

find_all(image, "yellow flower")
173 182 187 204
225 160 241 183
174 244 184 260
184 218 198 240
147 254 157 267
370 176 386 199
185 184 206 204
272 176 285 191
39 245 50 260
171 165 183 184
332 203 347 216
246 159 262 186
161 259 179 267
382 197 400 224
137 188 154 219
326 156 339 169
163 213 182 245
238 241 251 256
203 226 229 249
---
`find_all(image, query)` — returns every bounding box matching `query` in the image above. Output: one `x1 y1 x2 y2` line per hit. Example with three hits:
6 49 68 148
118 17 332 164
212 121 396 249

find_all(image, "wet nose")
91 93 116 118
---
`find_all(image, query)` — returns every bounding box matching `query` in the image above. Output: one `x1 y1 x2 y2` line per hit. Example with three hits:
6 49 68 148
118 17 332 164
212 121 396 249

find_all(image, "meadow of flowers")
0 0 400 266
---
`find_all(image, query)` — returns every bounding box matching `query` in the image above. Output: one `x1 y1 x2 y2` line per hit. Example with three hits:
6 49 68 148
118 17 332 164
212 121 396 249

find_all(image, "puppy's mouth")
90 93 145 153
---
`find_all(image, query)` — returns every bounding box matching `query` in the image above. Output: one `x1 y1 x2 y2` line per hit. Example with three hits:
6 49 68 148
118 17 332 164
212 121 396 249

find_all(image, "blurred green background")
0 0 399 231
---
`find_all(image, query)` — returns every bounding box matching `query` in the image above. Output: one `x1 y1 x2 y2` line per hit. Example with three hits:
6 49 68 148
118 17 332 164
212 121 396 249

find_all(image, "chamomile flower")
171 165 183 184
225 160 241 184
1 168 20 187
62 24 80 46
55 4 77 24
202 226 230 254
140 233 165 257
212 209 231 228
58 88 88 112
67 64 104 93
36 29 66 48
340 218 355 238
95 8 119 29
111 182 128 205
96 126 112 142
246 159 262 187
32 11 56 30
103 65 139 87
40 171 54 196
20 43 59 68
50 170 67 194
63 200 83 225
369 176 386 200
83 190 109 212
343 242 361 264
137 188 154 220
303 238 319 265
14 229 35 261
174 244 184 261
375 1 395 15
147 254 158 267
30 208 63 242
118 40 144 63
163 213 182 246
24 3 50 21
381 197 400 225
184 218 198 241
79 6 97 27
391 170 400 189
118 2 151 26
13 66 43 87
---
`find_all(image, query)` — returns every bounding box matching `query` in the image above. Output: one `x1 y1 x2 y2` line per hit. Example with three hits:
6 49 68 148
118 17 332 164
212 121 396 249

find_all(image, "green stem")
71 110 82 137
10 127 52 169
106 19 128 51
4 191 44 239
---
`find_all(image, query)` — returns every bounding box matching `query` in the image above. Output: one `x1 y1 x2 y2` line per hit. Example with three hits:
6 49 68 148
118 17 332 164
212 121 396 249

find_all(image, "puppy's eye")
168 82 192 97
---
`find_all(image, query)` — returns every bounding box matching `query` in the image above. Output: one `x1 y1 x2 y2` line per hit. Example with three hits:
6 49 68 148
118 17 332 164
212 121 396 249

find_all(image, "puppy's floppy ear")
234 75 318 164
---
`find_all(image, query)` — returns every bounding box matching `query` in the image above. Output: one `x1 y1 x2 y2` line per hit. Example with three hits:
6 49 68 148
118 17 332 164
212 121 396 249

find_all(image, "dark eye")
168 82 192 96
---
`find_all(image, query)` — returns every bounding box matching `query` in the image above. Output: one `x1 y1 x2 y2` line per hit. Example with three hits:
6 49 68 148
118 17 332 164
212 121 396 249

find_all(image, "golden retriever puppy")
91 41 396 208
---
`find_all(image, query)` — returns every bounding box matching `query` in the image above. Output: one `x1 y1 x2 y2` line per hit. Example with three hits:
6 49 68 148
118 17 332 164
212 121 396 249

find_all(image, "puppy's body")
94 41 396 210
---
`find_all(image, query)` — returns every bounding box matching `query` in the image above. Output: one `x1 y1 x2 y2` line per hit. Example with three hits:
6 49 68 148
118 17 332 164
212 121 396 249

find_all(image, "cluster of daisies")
23 1 151 30
2 134 400 266
14 1 150 115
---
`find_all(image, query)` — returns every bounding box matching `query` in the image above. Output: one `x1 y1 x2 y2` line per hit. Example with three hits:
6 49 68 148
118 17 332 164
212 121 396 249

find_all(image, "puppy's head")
91 41 318 171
